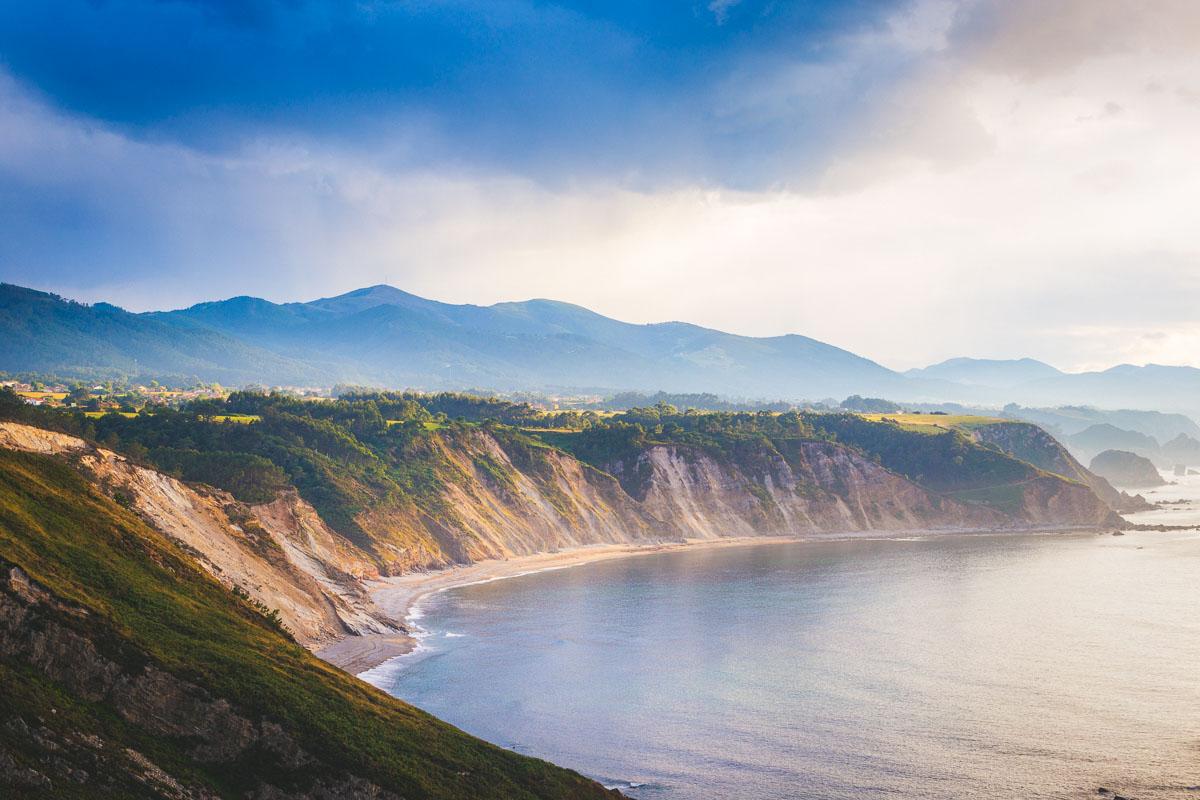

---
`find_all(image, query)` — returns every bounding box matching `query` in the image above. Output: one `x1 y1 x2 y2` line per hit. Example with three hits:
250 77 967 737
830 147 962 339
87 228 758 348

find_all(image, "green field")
16 391 67 401
860 412 1005 433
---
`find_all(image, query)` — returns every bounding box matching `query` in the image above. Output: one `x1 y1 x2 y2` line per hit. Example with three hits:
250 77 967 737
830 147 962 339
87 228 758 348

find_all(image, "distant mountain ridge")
4 283 1200 417
905 357 1063 387
2 283 911 397
903 357 1200 419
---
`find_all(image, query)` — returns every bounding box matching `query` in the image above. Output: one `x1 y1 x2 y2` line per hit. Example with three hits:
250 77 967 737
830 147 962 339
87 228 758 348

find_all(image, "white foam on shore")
358 598 437 686
357 561 590 683
601 779 646 790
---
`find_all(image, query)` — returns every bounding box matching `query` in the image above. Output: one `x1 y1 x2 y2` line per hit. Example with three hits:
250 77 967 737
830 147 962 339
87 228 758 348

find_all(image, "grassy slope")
0 449 613 799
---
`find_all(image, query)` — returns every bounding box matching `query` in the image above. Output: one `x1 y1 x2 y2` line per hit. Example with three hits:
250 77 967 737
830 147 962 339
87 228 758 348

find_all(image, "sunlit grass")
860 412 1006 433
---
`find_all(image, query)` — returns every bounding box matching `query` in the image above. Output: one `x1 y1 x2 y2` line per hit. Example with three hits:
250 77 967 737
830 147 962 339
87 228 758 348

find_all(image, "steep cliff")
345 426 1099 576
0 422 399 649
0 415 1121 601
611 441 1006 537
0 449 615 799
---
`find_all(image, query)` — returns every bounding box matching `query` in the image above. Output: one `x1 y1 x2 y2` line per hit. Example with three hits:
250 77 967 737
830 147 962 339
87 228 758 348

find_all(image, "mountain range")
4 282 1200 417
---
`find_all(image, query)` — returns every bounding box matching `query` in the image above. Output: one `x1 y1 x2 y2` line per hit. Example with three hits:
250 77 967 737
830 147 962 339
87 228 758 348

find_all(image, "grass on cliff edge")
859 413 1006 433
0 449 613 800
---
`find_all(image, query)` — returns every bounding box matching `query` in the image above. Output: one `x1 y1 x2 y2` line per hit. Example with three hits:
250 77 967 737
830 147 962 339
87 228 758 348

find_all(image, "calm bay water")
367 526 1200 799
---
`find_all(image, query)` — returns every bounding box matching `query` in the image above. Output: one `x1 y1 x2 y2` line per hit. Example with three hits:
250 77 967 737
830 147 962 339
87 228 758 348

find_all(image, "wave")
601 779 647 791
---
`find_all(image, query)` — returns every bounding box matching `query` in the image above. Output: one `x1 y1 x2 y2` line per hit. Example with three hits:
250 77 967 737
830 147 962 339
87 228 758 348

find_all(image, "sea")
364 476 1200 799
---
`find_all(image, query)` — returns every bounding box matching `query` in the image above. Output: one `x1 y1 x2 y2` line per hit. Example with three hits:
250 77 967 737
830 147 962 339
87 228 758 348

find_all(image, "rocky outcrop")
1088 449 1167 489
0 422 399 649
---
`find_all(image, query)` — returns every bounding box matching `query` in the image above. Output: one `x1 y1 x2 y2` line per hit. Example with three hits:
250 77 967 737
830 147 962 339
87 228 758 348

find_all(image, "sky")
1 0 1199 371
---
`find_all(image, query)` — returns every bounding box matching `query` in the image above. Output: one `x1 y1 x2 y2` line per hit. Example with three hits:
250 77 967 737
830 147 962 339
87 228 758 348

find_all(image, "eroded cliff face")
347 428 1115 576
355 431 1020 576
622 442 1007 537
0 419 1121 658
0 422 399 649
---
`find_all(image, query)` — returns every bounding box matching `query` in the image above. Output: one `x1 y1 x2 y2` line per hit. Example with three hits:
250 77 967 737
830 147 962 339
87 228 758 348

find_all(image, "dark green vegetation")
839 395 902 413
0 389 1117 528
0 448 616 799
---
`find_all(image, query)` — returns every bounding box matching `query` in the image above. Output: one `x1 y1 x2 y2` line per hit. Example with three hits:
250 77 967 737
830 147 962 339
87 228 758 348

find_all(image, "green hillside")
0 448 615 799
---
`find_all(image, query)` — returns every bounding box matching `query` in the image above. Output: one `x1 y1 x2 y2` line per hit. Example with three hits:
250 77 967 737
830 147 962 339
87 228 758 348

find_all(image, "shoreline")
316 525 1110 676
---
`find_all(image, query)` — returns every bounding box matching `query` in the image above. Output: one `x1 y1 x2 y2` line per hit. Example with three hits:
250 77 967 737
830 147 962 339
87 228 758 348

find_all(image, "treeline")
336 390 596 429
597 391 794 413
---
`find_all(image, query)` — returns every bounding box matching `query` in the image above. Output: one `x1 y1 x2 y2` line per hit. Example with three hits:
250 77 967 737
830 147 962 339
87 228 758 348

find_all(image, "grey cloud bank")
1 0 1198 372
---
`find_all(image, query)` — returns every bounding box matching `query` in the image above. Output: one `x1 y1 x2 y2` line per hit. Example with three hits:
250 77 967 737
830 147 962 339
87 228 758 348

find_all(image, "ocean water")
367 528 1200 799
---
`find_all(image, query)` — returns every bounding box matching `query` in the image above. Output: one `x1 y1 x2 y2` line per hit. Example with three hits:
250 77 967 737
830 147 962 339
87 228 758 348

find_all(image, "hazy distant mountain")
7 282 1200 419
999 406 1200 442
1160 433 1200 468
2 283 909 397
903 357 1200 419
150 284 922 397
0 283 319 385
905 357 1063 388
1010 364 1200 417
1066 423 1160 465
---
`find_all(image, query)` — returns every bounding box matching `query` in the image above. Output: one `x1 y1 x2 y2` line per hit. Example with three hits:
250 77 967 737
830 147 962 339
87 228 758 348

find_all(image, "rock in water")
1089 449 1168 489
